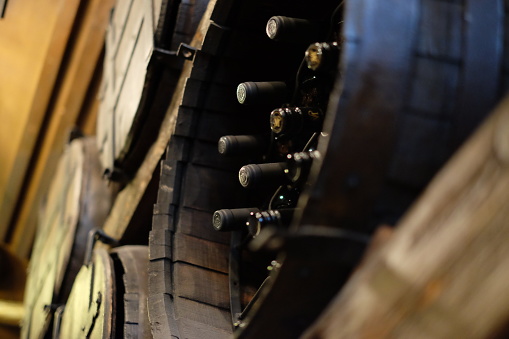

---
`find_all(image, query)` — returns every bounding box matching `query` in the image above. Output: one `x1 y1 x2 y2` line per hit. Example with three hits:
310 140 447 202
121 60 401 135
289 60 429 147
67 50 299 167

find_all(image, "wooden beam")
0 300 23 327
303 95 509 338
0 0 81 240
8 0 115 258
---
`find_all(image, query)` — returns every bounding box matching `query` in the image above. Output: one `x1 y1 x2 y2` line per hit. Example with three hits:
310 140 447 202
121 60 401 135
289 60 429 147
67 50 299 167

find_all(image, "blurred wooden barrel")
146 0 509 338
57 246 150 339
21 137 112 339
96 0 210 180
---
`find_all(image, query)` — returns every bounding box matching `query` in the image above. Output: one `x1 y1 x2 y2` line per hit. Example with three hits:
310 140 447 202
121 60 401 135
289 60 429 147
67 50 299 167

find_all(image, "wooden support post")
8 0 115 258
0 300 23 327
303 95 509 339
0 0 81 241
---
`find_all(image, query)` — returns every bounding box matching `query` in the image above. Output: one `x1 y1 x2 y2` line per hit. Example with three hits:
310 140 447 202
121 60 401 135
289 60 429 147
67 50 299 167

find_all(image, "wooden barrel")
96 0 211 180
21 137 112 339
57 246 150 339
300 0 508 233
58 248 115 339
147 0 341 337
147 0 509 338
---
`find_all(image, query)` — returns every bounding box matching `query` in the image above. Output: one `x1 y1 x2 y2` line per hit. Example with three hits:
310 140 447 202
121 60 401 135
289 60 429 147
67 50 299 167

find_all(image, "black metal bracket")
43 303 63 312
103 166 130 183
84 229 120 266
52 305 66 339
177 43 197 60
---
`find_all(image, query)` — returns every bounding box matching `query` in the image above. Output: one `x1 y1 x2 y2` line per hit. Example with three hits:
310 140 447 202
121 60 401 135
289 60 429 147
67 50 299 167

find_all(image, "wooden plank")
76 62 103 135
152 0 163 32
302 95 509 339
173 233 229 273
181 164 245 212
177 207 230 244
416 0 462 61
59 249 115 339
102 0 217 239
8 0 115 258
0 0 81 241
0 300 23 327
173 262 229 309
174 297 231 331
114 13 153 160
110 0 134 54
112 0 148 102
112 246 151 338
178 318 231 339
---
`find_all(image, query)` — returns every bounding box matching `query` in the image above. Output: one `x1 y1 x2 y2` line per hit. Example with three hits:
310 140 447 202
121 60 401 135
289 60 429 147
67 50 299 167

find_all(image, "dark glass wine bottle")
212 208 261 232
285 150 321 184
236 81 288 106
269 185 300 210
265 16 322 44
305 42 340 72
238 162 288 188
246 208 297 236
218 135 266 157
270 107 324 137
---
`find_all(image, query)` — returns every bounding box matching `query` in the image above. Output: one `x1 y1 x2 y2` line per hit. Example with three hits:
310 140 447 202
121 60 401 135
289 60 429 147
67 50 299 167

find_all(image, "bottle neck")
270 107 323 137
247 208 298 236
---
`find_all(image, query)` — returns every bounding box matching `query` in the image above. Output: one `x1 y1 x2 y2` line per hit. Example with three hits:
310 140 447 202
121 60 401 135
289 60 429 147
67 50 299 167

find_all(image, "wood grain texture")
59 249 115 339
8 0 115 258
301 0 504 235
0 0 81 241
102 0 215 239
302 95 509 339
21 137 111 339
111 246 151 339
147 1 342 337
0 300 23 327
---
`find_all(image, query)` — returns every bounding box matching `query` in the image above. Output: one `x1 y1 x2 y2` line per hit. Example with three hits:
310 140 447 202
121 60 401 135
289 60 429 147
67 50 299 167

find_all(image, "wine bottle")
238 162 288 188
305 42 340 72
286 150 321 183
270 107 323 137
265 16 322 44
212 208 260 232
218 135 266 157
236 81 288 105
246 208 297 236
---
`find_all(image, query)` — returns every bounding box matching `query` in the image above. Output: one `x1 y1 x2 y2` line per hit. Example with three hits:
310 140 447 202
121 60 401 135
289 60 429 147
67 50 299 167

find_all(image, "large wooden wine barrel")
96 0 210 180
147 0 343 337
57 246 150 339
146 0 509 338
21 137 112 339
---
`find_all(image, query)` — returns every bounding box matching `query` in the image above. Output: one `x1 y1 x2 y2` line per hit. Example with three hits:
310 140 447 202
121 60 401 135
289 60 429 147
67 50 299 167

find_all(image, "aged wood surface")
302 95 509 339
22 140 84 338
0 0 81 241
21 137 111 339
102 0 216 239
0 300 23 327
300 0 504 233
111 246 151 338
8 0 115 258
59 248 115 339
97 0 211 176
97 0 153 170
